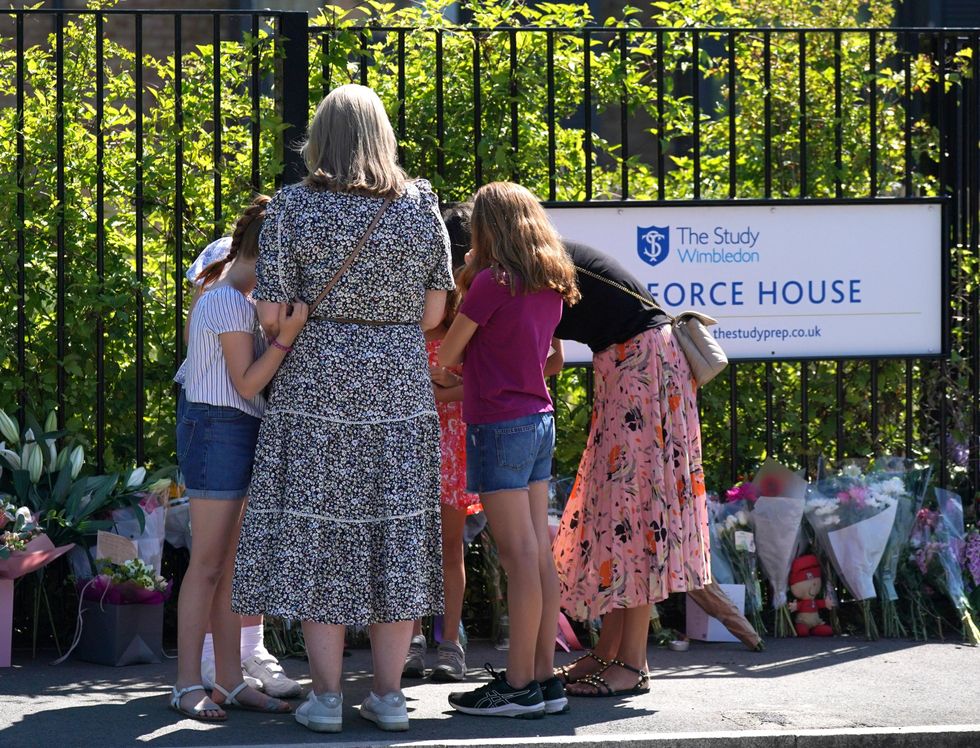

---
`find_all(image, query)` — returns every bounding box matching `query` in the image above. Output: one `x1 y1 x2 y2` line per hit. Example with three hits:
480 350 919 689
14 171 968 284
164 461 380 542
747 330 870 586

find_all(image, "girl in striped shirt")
171 197 308 722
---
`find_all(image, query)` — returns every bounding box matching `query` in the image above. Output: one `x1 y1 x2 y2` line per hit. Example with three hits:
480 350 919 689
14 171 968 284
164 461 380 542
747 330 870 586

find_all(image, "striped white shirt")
182 285 267 419
175 238 233 387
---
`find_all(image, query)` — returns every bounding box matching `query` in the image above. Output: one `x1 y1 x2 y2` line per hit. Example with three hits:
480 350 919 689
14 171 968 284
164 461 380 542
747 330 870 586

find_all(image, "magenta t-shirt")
458 267 563 425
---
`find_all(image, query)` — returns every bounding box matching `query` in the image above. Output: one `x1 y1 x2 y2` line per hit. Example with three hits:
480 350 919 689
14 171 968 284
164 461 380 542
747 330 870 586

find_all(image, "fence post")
278 11 310 185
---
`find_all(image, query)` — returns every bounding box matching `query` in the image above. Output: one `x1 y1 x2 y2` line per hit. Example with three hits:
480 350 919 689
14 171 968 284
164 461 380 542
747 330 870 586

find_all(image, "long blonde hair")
301 84 406 197
469 182 580 305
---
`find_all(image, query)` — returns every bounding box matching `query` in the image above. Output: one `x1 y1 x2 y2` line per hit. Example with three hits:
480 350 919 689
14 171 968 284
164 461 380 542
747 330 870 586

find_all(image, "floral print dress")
552 325 711 621
426 338 480 512
232 180 454 626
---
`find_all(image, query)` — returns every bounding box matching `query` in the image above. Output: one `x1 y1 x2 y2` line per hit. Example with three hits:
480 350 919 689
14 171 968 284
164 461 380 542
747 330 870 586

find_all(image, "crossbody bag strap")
575 265 675 322
309 197 393 314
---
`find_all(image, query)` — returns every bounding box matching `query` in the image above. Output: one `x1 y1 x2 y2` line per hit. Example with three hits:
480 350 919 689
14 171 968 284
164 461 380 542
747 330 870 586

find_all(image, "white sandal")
212 681 292 714
170 684 226 722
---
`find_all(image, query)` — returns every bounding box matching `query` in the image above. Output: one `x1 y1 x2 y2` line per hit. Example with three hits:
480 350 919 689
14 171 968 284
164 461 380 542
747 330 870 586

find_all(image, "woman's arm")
544 337 564 377
437 313 479 367
421 289 447 332
220 302 308 400
257 300 285 340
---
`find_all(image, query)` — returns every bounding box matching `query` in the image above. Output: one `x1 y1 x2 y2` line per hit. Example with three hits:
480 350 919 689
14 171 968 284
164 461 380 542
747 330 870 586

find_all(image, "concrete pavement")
1 638 978 747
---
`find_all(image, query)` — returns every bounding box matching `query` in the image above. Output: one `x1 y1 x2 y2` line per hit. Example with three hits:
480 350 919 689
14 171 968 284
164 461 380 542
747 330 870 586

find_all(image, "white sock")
201 633 215 664
240 624 265 661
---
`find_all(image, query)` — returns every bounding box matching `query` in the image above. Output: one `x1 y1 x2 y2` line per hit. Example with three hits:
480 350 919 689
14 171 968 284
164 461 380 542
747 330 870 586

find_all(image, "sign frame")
545 197 950 364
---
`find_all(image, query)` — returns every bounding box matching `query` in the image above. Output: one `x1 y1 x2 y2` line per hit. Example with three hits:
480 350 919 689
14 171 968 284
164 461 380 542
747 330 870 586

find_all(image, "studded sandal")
554 651 610 685
567 658 650 698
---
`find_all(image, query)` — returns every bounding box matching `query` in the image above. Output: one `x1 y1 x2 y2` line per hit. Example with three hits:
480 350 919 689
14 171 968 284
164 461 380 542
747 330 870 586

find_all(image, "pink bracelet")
269 338 293 354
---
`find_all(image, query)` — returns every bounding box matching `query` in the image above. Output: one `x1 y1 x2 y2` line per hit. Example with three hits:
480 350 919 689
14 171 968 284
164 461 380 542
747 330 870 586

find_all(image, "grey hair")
301 84 407 197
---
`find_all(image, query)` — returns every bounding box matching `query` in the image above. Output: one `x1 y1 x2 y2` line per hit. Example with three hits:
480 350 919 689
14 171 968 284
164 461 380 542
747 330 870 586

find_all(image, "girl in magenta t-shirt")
438 182 580 719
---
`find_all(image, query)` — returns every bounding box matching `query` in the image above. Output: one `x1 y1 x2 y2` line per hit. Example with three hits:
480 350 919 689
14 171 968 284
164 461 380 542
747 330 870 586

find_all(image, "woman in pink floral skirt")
551 242 710 697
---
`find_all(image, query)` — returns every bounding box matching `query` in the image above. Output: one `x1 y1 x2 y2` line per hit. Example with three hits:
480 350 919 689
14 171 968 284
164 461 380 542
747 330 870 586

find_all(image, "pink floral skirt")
552 325 711 621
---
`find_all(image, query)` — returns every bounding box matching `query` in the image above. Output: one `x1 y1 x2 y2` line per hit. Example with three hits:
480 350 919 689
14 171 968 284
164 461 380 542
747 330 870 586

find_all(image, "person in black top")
554 242 670 353
551 240 716 697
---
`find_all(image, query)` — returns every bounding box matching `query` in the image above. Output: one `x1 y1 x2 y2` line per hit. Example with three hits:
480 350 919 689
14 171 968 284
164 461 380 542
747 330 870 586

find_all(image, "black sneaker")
538 675 569 714
448 665 545 719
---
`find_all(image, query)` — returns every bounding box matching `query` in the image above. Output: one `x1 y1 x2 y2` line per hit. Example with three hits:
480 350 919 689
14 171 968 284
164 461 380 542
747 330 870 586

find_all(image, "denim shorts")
465 413 555 494
176 401 261 500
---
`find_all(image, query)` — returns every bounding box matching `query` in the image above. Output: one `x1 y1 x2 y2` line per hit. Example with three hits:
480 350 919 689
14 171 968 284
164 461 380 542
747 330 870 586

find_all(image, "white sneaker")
242 651 302 698
295 690 343 733
359 691 409 732
201 658 262 692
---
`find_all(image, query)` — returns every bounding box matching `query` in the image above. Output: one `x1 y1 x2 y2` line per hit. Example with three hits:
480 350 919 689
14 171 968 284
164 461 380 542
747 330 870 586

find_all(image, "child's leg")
480 489 541 688
441 504 468 644
527 479 560 682
175 498 248 715
210 499 289 711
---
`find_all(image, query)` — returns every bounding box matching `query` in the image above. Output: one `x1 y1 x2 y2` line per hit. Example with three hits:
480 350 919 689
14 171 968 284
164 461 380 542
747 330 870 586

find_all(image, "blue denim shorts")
465 413 555 494
176 401 261 500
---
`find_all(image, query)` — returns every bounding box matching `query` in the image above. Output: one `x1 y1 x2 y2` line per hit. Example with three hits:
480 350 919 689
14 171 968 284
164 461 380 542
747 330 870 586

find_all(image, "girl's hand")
430 365 461 388
277 300 309 345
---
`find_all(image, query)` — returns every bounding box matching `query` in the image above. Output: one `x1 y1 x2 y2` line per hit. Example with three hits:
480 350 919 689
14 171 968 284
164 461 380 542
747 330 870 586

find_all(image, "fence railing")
1 10 977 500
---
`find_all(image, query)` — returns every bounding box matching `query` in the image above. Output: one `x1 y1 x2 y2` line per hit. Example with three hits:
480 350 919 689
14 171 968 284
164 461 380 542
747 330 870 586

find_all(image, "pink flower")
725 483 758 503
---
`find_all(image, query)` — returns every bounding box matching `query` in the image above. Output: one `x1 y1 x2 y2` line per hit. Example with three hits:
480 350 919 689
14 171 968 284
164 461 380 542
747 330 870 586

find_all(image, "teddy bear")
787 554 834 637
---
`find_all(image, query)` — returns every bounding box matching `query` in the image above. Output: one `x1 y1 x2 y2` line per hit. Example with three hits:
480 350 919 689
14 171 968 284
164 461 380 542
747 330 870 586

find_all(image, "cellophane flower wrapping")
806 464 901 639
872 459 932 637
709 496 765 635
750 460 807 636
926 489 980 646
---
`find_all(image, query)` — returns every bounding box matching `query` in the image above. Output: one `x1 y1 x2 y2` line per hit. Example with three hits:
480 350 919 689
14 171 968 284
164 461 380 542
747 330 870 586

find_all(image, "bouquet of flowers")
872 459 932 637
709 490 765 634
750 461 808 637
80 558 171 606
907 490 980 646
805 464 902 639
1 500 42 559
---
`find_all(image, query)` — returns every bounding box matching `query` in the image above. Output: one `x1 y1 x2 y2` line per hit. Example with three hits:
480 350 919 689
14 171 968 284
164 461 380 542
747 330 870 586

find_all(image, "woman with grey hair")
232 84 454 734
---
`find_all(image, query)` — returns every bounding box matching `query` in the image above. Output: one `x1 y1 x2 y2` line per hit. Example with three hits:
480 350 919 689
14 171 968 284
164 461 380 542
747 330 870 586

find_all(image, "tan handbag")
575 265 729 387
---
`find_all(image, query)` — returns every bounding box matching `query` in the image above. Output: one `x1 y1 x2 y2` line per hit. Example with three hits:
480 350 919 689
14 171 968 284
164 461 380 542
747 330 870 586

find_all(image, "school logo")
637 225 669 267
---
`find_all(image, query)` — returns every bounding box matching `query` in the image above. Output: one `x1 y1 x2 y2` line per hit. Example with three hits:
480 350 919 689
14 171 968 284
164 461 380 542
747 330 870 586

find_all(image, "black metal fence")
2 9 978 499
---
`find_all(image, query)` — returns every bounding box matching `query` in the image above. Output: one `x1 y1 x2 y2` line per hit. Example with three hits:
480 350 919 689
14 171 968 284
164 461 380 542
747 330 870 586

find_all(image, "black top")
556 241 671 354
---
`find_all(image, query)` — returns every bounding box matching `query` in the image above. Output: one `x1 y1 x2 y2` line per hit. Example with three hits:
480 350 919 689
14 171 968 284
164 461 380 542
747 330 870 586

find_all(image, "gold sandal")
554 651 610 685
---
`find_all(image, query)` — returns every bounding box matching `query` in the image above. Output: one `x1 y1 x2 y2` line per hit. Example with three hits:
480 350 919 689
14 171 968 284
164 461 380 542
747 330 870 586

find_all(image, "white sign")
547 202 943 364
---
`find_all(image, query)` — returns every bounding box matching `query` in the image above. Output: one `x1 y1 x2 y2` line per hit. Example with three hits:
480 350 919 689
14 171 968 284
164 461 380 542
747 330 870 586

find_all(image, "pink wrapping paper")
78 576 171 606
0 534 74 667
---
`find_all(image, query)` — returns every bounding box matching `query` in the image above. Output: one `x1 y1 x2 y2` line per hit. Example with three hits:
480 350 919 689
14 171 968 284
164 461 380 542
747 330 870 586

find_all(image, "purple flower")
964 532 980 588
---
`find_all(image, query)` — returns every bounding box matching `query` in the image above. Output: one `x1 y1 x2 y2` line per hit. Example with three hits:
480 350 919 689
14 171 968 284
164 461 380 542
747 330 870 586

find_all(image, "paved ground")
1 638 978 747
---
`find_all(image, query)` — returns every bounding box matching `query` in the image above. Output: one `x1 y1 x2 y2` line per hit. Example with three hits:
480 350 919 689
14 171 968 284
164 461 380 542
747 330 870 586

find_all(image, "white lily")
14 506 33 529
24 428 34 443
44 410 57 434
0 409 19 445
24 442 43 483
125 466 147 489
69 445 84 479
46 440 58 473
0 441 21 470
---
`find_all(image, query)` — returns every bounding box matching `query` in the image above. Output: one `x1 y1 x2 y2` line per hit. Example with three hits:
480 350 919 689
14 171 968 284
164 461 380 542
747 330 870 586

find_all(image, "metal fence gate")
1 9 978 502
